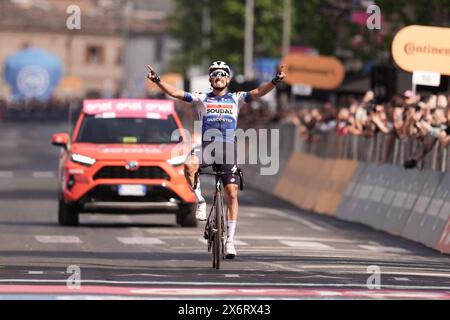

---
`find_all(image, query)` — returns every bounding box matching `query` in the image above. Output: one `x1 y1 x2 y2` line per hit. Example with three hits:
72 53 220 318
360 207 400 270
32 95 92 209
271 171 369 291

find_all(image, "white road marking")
34 236 82 244
298 265 371 270
168 235 354 243
32 171 55 179
232 239 249 246
117 237 166 245
358 245 410 254
245 207 328 232
249 261 305 273
27 271 44 275
384 271 450 279
0 171 14 178
394 277 410 281
279 240 333 250
197 238 247 246
224 274 240 278
116 274 170 278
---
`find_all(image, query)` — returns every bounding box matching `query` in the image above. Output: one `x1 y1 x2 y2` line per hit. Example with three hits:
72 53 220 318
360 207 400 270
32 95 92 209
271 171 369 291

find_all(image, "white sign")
291 84 313 96
412 71 441 87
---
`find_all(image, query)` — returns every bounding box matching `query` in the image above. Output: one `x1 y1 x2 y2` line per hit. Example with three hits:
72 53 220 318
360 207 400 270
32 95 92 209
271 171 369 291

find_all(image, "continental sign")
281 54 345 89
392 25 450 75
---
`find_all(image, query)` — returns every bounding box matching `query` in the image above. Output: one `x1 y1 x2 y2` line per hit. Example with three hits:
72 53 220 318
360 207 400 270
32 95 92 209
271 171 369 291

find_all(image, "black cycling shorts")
191 142 241 187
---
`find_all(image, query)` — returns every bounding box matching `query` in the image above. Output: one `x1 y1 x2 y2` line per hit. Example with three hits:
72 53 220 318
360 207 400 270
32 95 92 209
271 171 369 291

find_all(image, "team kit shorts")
191 142 241 187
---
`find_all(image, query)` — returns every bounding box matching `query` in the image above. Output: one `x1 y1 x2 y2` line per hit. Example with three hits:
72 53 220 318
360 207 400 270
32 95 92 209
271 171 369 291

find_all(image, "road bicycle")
195 164 243 269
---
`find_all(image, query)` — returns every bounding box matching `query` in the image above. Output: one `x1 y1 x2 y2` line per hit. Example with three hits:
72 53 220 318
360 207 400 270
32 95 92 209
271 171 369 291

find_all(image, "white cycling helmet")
209 61 231 76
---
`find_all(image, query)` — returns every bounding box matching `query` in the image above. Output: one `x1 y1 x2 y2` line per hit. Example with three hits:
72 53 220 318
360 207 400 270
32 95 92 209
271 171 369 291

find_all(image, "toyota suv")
51 99 197 227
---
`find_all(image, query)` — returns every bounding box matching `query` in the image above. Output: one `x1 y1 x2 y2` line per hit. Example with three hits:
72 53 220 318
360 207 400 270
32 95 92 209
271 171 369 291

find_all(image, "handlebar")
194 167 244 191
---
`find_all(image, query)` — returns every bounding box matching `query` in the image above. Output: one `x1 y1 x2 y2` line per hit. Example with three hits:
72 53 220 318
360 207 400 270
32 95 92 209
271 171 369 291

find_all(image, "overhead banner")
281 54 344 89
392 25 450 75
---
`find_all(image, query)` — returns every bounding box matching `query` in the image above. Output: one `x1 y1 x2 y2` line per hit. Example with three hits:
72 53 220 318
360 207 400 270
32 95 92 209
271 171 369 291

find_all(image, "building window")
85 45 105 64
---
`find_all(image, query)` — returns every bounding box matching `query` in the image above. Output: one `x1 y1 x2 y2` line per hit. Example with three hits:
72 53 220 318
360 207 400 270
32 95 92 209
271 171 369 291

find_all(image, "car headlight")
167 154 188 166
71 153 96 166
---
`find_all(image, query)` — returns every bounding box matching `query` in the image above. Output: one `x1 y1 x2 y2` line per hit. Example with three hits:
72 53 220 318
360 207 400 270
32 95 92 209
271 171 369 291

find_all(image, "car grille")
93 166 170 180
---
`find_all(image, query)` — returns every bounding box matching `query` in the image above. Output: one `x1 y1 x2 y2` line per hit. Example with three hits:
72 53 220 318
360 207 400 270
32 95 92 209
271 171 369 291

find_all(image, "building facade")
0 0 176 99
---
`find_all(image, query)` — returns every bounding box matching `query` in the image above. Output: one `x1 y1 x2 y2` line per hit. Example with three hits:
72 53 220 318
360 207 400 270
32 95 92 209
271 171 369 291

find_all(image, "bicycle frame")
196 164 244 269
198 165 227 269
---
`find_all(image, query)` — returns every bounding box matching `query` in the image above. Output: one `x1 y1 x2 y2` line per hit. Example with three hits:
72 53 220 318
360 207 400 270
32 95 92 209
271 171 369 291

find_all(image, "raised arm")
147 65 186 100
249 65 286 100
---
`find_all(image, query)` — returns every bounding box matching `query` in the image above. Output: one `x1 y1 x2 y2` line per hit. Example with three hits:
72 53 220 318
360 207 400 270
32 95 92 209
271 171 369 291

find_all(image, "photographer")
403 97 446 169
358 101 391 138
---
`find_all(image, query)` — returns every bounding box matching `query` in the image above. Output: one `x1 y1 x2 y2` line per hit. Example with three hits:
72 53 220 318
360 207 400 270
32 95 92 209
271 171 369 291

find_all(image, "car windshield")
76 115 180 144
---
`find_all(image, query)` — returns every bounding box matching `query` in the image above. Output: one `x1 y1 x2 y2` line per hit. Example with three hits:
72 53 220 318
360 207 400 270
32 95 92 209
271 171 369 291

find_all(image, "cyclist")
147 61 285 258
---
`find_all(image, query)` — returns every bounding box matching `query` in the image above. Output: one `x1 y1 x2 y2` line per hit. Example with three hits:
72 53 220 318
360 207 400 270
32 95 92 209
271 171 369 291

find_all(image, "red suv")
51 99 197 227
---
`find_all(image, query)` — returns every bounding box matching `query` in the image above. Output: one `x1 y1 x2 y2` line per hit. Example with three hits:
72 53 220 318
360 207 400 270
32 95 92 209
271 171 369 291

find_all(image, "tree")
168 0 284 75
168 0 450 74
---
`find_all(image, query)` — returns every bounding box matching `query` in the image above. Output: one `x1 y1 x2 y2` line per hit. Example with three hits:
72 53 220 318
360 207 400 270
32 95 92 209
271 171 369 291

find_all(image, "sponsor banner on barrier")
436 217 450 254
381 169 422 236
335 163 366 221
314 159 358 216
419 173 449 248
309 158 334 212
313 159 336 215
349 164 379 223
274 153 309 206
333 159 359 215
290 154 319 209
402 170 440 241
364 165 396 230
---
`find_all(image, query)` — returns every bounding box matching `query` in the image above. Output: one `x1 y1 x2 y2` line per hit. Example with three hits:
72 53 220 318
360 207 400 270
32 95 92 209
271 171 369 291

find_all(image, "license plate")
118 185 146 196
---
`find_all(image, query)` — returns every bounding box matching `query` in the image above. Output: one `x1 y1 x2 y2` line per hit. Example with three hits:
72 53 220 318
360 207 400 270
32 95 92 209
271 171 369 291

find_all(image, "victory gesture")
272 64 286 85
146 64 160 83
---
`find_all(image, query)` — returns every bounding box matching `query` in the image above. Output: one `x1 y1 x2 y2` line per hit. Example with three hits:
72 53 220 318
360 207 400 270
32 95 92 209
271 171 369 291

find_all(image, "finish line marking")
0 279 450 291
0 285 448 299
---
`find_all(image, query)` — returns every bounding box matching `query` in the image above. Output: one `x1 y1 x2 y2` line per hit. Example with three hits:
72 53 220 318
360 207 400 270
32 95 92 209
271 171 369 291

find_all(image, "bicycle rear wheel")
212 190 223 269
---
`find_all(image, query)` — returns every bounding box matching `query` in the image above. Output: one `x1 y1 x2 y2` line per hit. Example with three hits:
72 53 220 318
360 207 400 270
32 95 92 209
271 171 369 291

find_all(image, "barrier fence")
242 124 450 254
298 132 450 173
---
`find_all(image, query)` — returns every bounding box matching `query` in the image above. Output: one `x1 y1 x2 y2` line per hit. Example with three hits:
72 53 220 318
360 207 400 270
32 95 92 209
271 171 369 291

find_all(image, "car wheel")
58 198 79 226
178 203 197 227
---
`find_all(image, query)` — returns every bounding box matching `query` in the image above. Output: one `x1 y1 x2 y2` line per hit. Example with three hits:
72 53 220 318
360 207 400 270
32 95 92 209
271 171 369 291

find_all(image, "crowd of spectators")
277 90 450 169
0 98 79 122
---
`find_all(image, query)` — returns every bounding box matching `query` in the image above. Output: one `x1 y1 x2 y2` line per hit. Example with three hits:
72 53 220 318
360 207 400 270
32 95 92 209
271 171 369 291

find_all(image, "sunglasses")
210 70 229 78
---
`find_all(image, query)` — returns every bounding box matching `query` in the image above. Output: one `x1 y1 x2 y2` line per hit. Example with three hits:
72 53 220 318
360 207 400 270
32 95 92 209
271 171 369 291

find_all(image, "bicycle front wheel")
212 190 223 269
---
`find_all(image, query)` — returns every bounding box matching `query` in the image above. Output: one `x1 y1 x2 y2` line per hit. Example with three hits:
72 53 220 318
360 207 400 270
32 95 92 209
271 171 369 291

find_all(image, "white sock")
194 181 205 203
227 220 237 242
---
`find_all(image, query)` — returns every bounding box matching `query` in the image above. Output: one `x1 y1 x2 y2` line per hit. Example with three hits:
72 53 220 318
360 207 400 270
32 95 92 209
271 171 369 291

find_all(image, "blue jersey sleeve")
183 92 202 103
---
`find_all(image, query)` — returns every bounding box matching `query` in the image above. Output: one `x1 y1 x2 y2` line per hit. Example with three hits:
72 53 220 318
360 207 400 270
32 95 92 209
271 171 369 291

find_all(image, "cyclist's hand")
272 65 285 85
146 65 160 83
275 64 286 81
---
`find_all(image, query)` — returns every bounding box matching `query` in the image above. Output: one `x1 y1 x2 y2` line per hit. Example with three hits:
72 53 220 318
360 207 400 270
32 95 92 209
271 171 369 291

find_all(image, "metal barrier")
302 131 450 173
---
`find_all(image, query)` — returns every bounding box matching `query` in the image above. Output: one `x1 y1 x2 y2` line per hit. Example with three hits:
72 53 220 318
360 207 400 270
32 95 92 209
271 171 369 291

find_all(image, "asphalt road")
0 123 449 300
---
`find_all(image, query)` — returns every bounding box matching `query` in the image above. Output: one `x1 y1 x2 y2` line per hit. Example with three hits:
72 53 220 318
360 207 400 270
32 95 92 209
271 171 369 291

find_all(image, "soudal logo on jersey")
207 108 233 114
